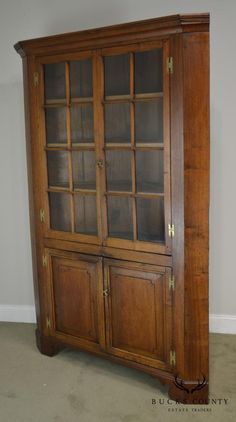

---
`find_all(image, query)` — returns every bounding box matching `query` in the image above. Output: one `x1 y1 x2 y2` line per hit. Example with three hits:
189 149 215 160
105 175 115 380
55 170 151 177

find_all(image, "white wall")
0 0 236 332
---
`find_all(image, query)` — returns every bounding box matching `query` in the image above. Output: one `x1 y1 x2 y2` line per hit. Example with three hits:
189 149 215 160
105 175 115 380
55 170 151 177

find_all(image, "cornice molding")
14 13 209 58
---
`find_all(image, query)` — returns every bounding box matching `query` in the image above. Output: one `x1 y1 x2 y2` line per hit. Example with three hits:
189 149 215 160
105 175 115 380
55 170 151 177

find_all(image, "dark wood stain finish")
15 13 210 404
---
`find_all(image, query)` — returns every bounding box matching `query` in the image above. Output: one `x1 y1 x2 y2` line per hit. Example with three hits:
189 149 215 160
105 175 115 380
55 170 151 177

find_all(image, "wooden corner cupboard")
15 13 209 404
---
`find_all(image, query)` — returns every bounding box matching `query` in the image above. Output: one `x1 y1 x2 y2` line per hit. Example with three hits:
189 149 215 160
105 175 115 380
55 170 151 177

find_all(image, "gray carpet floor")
0 322 235 422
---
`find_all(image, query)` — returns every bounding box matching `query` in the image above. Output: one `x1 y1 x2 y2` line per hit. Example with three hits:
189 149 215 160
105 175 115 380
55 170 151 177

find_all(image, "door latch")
103 288 110 297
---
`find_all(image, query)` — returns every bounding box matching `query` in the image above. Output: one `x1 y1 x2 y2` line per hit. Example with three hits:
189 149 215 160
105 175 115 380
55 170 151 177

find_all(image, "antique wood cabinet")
15 13 209 404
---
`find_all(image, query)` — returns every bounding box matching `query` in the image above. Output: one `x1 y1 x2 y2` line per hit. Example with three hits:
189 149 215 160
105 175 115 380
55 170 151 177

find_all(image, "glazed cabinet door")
38 53 101 245
36 39 171 256
100 40 171 255
104 259 173 370
47 250 105 351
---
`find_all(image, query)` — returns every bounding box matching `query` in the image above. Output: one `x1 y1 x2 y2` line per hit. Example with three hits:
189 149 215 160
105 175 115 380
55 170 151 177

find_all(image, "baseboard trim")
0 305 36 323
209 314 236 334
0 306 235 334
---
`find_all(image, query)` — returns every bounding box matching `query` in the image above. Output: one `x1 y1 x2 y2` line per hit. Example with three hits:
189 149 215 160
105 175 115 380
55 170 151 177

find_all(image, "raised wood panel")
105 259 172 369
50 252 105 349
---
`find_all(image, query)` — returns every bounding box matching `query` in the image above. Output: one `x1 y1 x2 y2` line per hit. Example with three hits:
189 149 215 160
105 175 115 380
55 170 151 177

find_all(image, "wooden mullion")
134 92 163 99
105 192 164 199
74 189 97 195
44 101 67 107
47 188 97 196
47 187 70 193
105 191 132 197
71 97 93 104
130 52 137 241
65 61 75 233
45 145 95 151
93 51 107 244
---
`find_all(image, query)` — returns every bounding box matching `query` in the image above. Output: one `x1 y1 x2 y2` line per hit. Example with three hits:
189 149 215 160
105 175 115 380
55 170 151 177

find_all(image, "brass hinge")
168 224 175 238
40 208 45 223
167 57 173 74
170 350 176 366
46 317 51 330
33 72 39 87
169 275 175 291
42 255 48 267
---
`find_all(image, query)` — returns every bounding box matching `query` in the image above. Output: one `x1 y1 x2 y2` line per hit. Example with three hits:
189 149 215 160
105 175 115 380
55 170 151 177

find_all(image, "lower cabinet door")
104 259 173 370
49 250 105 351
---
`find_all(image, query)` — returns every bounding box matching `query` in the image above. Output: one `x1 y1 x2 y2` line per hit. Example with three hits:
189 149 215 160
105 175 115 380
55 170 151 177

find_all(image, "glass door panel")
136 150 164 193
43 57 98 238
106 150 132 192
105 103 130 143
45 108 67 144
74 195 97 235
104 54 130 96
103 44 169 250
44 62 66 101
47 151 69 188
136 198 165 243
71 104 94 143
135 100 163 143
134 49 163 94
72 151 96 190
49 192 71 232
70 59 93 98
107 196 133 240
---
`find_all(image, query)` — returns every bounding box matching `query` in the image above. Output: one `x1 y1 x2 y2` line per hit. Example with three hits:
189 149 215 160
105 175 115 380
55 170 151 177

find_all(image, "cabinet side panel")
183 32 209 380
22 57 41 326
22 57 48 333
170 34 185 375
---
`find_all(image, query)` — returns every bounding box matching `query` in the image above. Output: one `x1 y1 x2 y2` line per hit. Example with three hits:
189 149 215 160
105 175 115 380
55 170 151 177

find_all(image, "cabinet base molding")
36 329 208 404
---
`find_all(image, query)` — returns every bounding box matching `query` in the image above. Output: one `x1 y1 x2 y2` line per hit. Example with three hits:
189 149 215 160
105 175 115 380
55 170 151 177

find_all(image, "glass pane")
71 104 94 143
135 49 163 94
44 63 66 100
45 108 67 144
49 192 71 232
104 54 130 96
135 100 163 143
105 103 130 143
47 151 69 188
72 151 96 190
137 198 164 243
70 59 93 98
106 151 132 191
136 150 164 193
107 196 133 240
74 195 97 235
